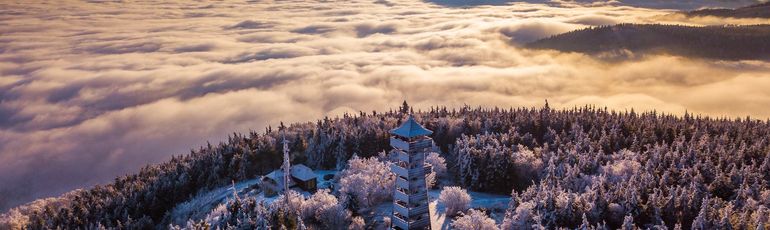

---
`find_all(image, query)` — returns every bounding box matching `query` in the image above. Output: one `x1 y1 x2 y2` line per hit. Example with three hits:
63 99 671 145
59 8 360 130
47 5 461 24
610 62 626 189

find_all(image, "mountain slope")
685 2 770 18
2 105 770 229
526 24 770 60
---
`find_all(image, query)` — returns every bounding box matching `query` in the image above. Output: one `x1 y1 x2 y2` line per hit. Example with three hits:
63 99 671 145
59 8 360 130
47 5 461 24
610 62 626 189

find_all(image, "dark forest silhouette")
685 2 770 19
527 24 770 60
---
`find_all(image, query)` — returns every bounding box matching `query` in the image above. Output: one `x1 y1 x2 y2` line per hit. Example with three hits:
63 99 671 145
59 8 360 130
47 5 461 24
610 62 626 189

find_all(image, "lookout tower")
390 115 433 230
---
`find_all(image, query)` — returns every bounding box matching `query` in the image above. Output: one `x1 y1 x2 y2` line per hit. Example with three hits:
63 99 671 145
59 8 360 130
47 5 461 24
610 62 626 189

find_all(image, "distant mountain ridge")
526 24 770 60
685 2 770 18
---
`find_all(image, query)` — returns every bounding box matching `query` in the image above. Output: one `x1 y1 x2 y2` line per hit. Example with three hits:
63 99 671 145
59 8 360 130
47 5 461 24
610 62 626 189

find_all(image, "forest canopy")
2 105 770 229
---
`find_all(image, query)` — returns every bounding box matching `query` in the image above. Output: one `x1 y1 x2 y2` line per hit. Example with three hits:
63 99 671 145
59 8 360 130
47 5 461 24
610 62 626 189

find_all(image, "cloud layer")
1 0 769 211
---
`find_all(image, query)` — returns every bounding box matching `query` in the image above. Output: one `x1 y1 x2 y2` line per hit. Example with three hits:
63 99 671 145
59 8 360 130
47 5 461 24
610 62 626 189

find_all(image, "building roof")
266 164 316 181
390 115 433 138
291 164 317 181
264 170 287 188
265 170 281 180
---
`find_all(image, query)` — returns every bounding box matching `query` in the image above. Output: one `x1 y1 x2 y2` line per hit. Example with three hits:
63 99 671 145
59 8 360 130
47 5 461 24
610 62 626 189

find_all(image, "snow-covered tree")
425 152 447 178
579 213 590 230
0 209 27 230
350 216 365 230
338 156 394 209
692 198 711 230
425 152 447 189
754 205 768 230
272 190 305 215
440 186 472 217
501 201 537 230
14 106 770 229
600 153 641 183
380 217 391 230
301 189 350 228
451 209 499 230
426 170 437 189
318 203 351 229
622 215 635 230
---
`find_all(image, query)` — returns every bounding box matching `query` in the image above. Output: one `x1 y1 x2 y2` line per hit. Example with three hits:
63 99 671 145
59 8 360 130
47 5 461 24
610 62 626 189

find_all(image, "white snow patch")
165 178 262 225
368 188 510 230
315 170 339 190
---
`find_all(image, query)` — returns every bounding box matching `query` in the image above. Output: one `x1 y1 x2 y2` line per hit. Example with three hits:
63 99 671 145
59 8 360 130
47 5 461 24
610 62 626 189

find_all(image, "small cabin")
261 164 317 197
262 170 291 197
291 164 317 192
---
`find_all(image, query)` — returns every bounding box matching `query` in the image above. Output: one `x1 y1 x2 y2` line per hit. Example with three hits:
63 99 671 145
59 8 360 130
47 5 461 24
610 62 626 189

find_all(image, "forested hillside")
527 24 770 60
685 2 770 19
2 104 770 229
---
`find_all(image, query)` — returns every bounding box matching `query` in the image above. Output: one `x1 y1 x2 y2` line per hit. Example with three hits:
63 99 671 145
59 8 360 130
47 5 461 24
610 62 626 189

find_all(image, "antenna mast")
282 130 291 195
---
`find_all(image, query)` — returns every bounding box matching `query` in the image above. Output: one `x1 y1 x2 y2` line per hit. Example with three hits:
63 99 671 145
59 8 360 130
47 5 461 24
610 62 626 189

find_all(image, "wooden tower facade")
390 115 433 230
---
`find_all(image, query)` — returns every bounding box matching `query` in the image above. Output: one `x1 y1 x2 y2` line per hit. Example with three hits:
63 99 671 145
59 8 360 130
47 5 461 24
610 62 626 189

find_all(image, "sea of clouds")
1 0 769 211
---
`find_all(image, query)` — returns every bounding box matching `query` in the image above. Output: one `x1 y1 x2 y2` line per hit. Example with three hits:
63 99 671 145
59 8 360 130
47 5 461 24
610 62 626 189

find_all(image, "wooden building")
261 164 317 196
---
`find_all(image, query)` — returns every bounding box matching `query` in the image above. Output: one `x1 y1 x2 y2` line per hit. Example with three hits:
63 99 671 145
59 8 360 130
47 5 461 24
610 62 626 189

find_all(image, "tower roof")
390 115 432 138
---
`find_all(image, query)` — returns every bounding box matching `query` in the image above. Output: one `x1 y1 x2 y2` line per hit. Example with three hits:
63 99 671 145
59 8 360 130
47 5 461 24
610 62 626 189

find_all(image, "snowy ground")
167 169 509 229
315 170 339 190
167 170 340 225
371 188 511 230
165 178 265 225
430 189 510 229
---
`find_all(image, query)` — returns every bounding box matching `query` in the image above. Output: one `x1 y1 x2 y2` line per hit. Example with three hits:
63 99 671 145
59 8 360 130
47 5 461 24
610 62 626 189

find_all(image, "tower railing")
396 176 409 188
394 201 410 217
392 214 409 229
409 204 429 216
408 167 425 178
394 189 409 201
390 137 410 151
390 164 408 177
408 192 428 202
396 150 409 162
411 217 430 228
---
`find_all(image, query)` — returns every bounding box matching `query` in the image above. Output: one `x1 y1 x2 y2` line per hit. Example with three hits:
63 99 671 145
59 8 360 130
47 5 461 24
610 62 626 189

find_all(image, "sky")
1 0 769 211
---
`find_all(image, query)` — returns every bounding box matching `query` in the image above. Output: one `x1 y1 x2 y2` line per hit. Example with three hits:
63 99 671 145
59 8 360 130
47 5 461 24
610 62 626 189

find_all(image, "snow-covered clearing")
167 170 339 225
371 188 510 230
429 189 510 229
315 170 339 190
165 178 264 225
166 167 508 229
